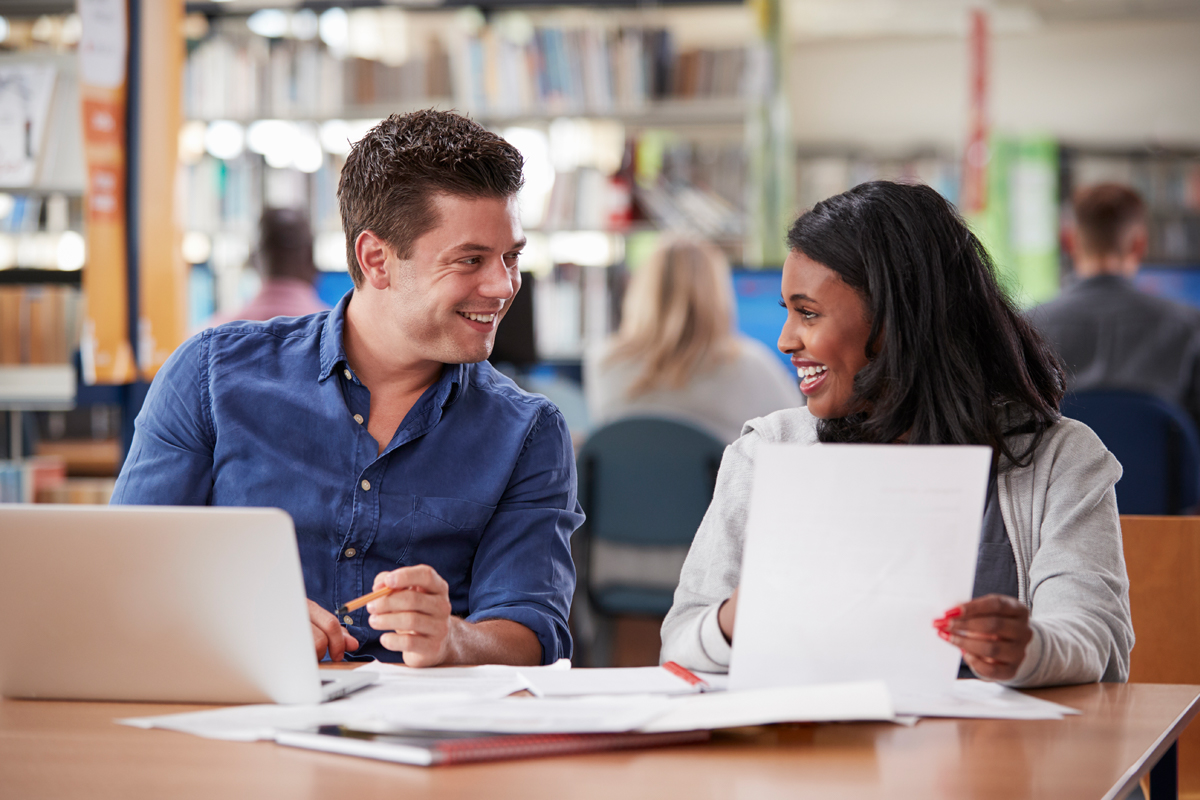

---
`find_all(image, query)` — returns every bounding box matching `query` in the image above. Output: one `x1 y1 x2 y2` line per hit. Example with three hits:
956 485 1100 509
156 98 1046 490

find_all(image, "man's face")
381 193 525 366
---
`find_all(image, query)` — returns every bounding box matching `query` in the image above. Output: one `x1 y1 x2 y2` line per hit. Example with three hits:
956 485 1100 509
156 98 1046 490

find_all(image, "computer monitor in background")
1135 266 1200 310
731 268 791 372
489 272 538 369
316 270 539 369
315 271 355 308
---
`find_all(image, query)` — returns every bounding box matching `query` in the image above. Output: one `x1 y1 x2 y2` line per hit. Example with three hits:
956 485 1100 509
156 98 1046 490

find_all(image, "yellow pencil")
336 587 393 617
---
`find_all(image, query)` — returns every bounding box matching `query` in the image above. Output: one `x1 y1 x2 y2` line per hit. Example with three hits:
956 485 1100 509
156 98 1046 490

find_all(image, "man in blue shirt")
112 110 582 667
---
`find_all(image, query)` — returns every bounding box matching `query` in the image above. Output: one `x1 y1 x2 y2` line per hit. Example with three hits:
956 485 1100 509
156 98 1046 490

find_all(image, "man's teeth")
461 312 496 323
797 365 828 380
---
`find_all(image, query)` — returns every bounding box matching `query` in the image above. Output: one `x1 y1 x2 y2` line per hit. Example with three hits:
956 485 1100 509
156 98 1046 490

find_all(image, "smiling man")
112 111 582 667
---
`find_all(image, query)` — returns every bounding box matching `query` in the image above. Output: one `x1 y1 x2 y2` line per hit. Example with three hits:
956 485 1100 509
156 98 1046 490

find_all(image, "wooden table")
1 683 1196 800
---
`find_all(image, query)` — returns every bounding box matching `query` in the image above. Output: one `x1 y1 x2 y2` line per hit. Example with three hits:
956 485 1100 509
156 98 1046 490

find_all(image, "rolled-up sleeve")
465 405 583 664
110 332 215 506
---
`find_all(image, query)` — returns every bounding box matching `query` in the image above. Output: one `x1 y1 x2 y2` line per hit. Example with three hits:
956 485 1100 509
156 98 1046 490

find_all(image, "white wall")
788 18 1200 151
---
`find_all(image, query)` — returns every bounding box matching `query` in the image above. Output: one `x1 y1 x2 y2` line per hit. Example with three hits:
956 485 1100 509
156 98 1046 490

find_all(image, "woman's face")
777 251 874 419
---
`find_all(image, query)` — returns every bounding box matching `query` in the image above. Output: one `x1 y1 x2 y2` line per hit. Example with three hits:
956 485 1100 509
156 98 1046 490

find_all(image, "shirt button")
353 414 363 424
361 479 371 491
343 615 353 625
344 547 357 558
343 368 352 380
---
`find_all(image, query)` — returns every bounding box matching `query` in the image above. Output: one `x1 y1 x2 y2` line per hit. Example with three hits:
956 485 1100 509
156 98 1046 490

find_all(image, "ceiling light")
247 9 288 39
204 121 245 161
319 8 349 53
56 231 86 271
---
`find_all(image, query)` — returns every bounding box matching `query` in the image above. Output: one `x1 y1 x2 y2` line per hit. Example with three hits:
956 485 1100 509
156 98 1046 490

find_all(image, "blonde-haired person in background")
585 237 800 444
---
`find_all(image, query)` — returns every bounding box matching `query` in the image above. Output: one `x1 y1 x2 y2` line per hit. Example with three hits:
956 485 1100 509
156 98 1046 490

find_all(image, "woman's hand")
717 588 739 643
934 594 1033 681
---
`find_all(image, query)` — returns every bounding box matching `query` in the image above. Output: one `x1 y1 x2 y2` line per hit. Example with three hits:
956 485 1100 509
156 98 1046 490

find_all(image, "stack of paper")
893 680 1080 720
118 446 1086 749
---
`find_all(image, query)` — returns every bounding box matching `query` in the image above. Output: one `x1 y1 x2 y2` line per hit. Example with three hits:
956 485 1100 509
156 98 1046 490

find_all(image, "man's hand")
717 587 739 643
934 594 1033 681
367 565 454 668
309 599 359 662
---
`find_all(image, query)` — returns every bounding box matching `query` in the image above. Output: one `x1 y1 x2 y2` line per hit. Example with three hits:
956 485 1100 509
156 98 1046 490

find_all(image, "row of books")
0 194 82 235
0 458 65 504
342 52 453 109
186 34 456 120
456 27 750 117
34 478 116 505
184 27 751 121
795 155 963 213
1068 153 1200 264
1071 154 1200 213
0 285 83 365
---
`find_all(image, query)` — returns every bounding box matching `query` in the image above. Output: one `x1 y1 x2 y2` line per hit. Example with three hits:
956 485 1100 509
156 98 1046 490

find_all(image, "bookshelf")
180 4 763 361
0 1 183 491
1060 145 1200 268
0 365 75 410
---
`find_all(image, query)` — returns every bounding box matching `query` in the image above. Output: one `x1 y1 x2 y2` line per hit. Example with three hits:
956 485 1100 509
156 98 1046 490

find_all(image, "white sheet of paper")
893 680 1081 720
118 700 382 742
116 666 531 741
730 444 992 695
639 681 894 733
519 667 702 697
359 695 674 734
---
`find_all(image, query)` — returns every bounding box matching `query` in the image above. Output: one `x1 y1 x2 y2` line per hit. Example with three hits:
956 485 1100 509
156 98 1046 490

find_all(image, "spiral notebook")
275 726 711 766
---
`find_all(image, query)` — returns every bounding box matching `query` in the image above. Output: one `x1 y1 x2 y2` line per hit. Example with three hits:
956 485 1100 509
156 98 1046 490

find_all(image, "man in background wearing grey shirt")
1029 183 1200 427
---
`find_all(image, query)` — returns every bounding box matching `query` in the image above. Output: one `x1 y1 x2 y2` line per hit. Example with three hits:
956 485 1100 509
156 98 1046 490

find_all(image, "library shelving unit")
0 47 87 465
1060 144 1200 267
178 1 781 361
0 1 186 482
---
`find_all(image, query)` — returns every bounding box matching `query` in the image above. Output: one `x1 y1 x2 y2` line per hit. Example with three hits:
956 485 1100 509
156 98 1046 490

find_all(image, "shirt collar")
434 363 468 409
317 290 470 408
317 290 354 382
1066 273 1135 292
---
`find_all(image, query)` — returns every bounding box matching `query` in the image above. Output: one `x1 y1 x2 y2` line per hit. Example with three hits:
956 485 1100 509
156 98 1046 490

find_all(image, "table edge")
1102 686 1200 800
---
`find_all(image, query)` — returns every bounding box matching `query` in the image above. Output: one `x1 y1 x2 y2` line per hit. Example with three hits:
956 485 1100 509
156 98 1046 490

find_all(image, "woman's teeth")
461 312 496 323
797 365 828 380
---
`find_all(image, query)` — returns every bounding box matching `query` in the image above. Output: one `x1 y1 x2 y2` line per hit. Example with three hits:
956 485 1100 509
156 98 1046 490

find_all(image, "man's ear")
355 230 394 290
1062 226 1078 261
1127 223 1149 263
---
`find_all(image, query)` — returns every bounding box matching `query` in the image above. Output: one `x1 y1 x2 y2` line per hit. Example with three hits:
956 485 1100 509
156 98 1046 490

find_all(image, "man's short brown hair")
337 110 525 286
1073 183 1146 257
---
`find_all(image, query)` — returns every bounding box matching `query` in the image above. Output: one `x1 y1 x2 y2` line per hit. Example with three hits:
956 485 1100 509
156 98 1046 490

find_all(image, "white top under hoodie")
659 406 1134 688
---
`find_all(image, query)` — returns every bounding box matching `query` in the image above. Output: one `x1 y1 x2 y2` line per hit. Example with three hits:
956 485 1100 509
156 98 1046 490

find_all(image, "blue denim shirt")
111 293 582 664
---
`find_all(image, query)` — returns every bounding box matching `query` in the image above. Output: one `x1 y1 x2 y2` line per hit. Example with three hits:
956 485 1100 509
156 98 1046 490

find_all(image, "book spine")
433 730 711 766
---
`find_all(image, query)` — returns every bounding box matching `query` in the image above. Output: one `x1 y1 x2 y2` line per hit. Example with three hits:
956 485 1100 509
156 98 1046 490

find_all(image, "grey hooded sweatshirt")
659 407 1133 688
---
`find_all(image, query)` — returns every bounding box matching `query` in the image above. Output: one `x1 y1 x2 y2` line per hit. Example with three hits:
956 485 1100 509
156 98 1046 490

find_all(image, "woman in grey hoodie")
661 181 1132 688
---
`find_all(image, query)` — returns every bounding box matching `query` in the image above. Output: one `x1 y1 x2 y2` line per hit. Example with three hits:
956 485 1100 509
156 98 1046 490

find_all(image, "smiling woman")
661 181 1134 690
777 250 873 420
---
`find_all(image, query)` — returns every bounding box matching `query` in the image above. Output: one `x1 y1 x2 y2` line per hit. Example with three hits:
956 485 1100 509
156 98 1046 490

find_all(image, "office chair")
1060 389 1200 515
573 416 725 666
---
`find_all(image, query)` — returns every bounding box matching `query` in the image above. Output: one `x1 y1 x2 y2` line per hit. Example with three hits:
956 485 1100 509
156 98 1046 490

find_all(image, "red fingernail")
933 619 949 630
938 630 951 641
942 607 962 619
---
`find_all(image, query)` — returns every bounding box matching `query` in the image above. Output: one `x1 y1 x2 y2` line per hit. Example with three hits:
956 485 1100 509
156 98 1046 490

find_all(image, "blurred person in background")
206 207 330 327
585 237 800 444
1029 183 1200 426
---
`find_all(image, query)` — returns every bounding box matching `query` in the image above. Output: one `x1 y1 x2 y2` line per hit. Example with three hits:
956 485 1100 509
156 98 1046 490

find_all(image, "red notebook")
276 726 710 766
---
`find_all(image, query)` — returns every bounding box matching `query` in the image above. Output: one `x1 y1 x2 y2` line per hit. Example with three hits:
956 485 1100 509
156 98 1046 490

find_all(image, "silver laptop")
0 504 373 704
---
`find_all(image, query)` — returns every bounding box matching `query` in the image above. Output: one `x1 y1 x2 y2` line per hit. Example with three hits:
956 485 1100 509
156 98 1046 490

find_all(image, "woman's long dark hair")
786 180 1065 468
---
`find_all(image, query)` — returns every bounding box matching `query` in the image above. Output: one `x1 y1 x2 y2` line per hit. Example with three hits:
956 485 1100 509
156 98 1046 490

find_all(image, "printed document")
730 444 992 695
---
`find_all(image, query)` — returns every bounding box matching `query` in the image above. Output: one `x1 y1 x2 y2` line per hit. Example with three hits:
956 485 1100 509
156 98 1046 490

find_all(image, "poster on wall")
0 64 57 188
78 0 136 385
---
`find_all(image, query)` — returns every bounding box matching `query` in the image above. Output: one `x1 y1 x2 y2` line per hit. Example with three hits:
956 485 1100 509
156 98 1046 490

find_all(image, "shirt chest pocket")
403 497 496 597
